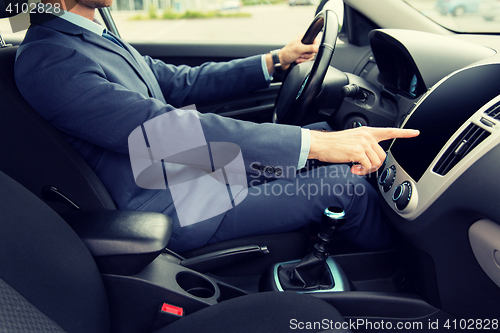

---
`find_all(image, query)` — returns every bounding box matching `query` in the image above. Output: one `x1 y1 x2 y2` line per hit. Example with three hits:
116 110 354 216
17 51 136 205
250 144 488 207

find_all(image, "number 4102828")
4 2 61 15
444 319 499 330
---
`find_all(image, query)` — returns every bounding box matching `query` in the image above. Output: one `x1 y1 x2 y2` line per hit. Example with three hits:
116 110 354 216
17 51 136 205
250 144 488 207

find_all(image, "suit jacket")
15 12 302 252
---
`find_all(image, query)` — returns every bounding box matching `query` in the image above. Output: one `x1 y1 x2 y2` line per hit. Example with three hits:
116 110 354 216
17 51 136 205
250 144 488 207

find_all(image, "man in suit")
14 0 419 253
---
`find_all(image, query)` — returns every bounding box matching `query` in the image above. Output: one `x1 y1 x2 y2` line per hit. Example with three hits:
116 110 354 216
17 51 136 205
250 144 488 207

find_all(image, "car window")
1 1 327 44
404 0 500 33
0 17 27 43
111 1 318 44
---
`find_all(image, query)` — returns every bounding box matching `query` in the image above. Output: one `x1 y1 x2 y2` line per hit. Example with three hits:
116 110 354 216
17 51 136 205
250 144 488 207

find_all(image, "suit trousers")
209 122 391 251
209 163 391 251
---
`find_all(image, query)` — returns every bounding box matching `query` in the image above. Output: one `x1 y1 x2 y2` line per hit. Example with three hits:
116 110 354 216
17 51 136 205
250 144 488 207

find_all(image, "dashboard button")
379 165 396 193
392 181 412 210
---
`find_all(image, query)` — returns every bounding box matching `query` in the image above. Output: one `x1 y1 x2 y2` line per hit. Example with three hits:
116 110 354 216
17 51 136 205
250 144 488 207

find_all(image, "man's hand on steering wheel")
265 34 319 74
273 10 339 125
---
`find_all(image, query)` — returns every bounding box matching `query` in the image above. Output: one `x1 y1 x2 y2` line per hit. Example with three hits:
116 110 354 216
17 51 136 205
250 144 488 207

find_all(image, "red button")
160 303 184 317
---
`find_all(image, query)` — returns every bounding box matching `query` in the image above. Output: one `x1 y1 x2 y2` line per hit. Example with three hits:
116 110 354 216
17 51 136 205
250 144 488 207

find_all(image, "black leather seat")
0 170 350 333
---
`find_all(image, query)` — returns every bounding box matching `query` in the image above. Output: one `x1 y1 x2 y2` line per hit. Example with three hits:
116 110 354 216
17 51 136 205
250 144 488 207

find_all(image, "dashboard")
336 28 500 318
382 63 500 217
368 30 500 219
370 32 427 99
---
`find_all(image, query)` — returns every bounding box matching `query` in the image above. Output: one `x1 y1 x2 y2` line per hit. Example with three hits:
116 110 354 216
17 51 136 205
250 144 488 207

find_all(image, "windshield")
405 0 500 33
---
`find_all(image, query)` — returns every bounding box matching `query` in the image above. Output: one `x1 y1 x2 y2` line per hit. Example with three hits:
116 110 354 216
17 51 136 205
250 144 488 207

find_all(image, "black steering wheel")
272 10 339 125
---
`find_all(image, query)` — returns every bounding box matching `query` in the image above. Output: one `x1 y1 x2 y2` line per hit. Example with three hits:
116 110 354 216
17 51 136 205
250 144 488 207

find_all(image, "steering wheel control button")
392 181 412 211
379 165 396 193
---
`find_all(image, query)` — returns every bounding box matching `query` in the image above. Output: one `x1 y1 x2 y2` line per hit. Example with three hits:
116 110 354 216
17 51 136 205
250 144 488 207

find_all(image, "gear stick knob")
314 206 346 260
321 206 346 235
274 206 347 290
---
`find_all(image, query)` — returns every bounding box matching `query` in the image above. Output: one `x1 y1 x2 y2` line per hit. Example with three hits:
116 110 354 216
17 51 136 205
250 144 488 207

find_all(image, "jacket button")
259 165 267 172
251 163 260 171
265 166 275 174
275 167 283 176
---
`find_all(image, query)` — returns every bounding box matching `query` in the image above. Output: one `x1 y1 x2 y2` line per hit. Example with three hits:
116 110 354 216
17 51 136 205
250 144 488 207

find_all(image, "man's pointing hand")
308 126 420 175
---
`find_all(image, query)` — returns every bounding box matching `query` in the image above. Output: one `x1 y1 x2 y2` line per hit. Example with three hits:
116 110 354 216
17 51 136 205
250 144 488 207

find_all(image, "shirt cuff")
261 54 272 82
297 128 311 169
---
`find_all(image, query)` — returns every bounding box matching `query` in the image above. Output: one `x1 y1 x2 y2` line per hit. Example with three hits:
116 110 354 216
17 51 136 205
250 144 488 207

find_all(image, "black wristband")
270 49 282 73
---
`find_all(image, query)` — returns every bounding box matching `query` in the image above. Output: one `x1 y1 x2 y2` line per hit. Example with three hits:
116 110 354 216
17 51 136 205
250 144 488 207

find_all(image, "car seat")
0 169 349 333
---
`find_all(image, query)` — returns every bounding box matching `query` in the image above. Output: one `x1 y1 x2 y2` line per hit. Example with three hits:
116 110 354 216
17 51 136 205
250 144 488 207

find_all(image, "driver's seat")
0 169 349 333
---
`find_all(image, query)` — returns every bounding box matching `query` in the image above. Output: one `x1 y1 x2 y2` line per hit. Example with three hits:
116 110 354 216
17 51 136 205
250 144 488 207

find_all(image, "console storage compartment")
102 254 248 333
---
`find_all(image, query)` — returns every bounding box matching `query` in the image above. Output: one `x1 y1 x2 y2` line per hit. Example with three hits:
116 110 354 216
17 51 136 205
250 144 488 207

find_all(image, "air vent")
433 124 490 176
484 101 500 120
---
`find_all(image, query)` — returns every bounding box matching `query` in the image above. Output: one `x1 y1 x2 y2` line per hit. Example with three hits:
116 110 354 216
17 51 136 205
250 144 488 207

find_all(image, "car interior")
1 0 500 332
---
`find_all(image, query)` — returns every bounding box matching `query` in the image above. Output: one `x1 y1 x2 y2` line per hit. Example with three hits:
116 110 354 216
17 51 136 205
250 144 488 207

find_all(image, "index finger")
368 128 420 143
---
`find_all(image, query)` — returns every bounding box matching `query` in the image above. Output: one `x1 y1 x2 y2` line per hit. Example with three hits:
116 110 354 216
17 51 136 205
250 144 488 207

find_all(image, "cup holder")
176 272 216 298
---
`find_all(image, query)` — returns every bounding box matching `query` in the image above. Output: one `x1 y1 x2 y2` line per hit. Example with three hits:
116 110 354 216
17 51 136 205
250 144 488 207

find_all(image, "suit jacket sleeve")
143 55 269 108
15 42 302 179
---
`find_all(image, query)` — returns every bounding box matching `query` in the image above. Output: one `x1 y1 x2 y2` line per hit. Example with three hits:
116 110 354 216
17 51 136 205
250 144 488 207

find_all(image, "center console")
65 208 447 333
378 63 500 220
260 206 351 293
375 61 500 319
101 252 249 332
65 210 256 333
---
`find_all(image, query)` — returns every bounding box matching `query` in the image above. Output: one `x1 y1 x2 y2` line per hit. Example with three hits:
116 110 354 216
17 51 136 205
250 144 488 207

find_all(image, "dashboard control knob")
378 165 396 193
392 181 412 211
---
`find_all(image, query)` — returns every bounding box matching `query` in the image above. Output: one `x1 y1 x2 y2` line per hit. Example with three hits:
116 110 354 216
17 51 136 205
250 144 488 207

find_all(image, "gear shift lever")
277 206 346 290
314 206 346 260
